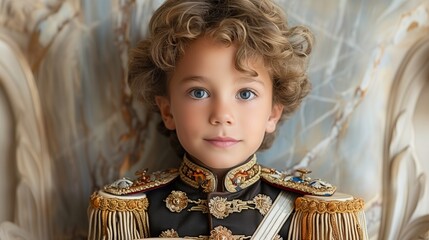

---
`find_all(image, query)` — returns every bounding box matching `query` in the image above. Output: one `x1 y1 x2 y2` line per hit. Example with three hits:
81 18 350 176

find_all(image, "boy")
88 0 368 239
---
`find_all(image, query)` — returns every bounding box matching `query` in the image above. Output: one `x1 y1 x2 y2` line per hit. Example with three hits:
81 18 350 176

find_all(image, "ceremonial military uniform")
88 155 367 239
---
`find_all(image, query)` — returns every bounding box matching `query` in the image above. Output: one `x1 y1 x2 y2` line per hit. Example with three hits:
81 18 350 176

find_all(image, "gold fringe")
288 196 368 240
302 211 309 240
329 213 339 240
309 212 315 240
88 191 150 240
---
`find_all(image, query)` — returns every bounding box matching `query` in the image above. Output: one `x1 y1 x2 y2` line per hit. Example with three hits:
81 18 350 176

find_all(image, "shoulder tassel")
288 192 368 240
88 190 150 240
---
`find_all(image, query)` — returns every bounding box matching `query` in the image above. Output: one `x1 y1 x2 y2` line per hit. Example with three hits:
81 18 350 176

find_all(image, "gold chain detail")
90 192 149 212
164 191 272 218
165 191 209 213
189 199 209 213
295 197 364 214
208 194 272 219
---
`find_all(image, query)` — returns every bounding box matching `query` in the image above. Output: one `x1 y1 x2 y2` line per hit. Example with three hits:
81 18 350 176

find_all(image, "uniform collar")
179 154 261 193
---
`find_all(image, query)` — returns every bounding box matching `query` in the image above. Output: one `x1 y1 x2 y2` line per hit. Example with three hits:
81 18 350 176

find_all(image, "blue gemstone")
292 177 304 183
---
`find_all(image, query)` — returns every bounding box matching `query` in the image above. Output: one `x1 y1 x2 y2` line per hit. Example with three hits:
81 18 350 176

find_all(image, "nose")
209 98 234 125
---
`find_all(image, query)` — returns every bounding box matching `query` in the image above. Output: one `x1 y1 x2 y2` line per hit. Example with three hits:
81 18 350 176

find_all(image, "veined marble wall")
0 0 428 239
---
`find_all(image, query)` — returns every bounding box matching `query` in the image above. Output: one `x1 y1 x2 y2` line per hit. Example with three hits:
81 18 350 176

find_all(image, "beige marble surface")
0 0 428 239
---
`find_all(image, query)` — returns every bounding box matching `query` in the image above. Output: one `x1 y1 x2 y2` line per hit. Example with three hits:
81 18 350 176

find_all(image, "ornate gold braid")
224 157 260 192
207 194 272 219
90 192 149 212
179 157 216 192
188 199 209 213
294 197 364 214
104 168 179 195
261 168 336 196
164 190 272 218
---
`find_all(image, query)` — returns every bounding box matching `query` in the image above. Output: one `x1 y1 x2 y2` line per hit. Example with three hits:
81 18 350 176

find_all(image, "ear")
266 104 284 133
155 96 176 130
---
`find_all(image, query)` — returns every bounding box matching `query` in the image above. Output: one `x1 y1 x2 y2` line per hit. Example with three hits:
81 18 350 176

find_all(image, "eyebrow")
179 75 265 86
179 76 207 83
237 77 265 86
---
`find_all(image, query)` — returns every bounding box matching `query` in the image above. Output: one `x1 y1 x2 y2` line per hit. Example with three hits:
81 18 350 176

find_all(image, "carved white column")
0 35 53 240
379 6 429 239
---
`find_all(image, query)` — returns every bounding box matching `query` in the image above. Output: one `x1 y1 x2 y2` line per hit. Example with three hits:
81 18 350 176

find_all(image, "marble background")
0 0 428 239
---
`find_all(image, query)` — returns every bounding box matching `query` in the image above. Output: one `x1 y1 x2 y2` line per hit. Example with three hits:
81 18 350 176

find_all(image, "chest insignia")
104 168 179 195
261 167 336 196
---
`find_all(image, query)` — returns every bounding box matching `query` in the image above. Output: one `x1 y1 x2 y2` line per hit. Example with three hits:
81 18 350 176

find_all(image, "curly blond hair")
128 0 313 156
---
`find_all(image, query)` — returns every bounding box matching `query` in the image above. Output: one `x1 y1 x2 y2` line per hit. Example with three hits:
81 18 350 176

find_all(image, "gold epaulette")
260 167 336 196
88 190 150 240
88 168 179 240
289 193 369 240
104 168 179 195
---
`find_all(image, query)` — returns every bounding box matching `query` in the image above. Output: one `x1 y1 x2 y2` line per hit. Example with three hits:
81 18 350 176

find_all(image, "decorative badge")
104 168 179 195
165 191 189 212
207 195 273 219
261 167 336 196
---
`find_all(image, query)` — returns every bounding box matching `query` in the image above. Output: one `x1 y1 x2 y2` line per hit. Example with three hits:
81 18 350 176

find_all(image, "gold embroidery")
208 195 273 219
159 229 179 238
293 195 366 240
180 155 261 193
180 157 216 192
164 191 208 213
209 226 250 240
90 192 149 211
209 197 230 219
165 191 189 212
261 167 336 196
188 199 209 213
295 197 364 213
253 194 272 215
163 191 272 217
158 226 251 240
104 168 179 195
224 157 261 192
210 226 233 240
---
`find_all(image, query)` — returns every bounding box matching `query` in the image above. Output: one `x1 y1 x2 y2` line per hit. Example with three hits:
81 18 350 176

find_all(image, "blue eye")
237 89 256 100
189 89 209 99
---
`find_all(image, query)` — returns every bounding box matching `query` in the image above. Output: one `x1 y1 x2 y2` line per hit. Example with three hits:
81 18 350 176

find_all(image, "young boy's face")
156 37 283 169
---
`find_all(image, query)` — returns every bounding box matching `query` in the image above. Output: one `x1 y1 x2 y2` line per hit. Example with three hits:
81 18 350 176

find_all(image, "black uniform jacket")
146 155 298 238
88 155 367 240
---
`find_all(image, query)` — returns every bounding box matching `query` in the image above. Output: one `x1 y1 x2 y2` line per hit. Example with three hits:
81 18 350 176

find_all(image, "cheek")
243 101 274 131
241 100 272 118
172 104 205 131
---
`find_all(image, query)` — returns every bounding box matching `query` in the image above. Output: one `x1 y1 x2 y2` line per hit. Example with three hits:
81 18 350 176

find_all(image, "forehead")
172 37 270 80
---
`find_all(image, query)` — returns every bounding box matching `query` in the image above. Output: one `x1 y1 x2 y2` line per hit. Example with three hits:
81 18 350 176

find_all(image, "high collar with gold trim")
179 155 261 193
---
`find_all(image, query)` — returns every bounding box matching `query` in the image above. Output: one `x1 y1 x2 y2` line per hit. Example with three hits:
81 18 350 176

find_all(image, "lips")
204 137 240 148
